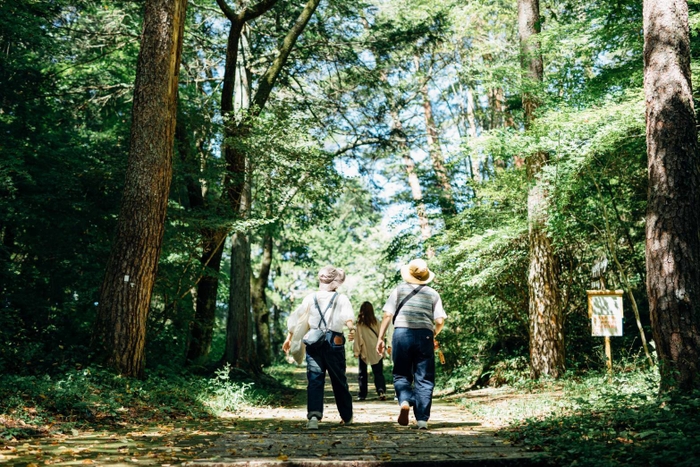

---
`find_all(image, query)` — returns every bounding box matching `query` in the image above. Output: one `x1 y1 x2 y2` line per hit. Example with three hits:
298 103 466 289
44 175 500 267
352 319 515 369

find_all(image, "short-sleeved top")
288 291 354 334
382 283 447 330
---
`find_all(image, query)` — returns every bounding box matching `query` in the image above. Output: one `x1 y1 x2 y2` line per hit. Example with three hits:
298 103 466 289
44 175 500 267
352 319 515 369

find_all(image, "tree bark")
252 231 274 366
519 0 565 379
93 0 187 378
224 231 254 370
187 229 226 363
643 0 700 391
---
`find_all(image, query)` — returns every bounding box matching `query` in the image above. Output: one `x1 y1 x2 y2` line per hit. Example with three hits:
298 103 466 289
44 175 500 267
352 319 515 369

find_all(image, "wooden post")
605 336 612 374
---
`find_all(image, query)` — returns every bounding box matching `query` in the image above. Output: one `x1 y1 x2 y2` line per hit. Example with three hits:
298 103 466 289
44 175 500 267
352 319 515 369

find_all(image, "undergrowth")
0 364 286 440
505 369 700 466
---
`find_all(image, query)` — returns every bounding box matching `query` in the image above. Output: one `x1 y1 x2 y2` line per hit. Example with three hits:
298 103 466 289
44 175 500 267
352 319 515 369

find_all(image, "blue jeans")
391 327 435 422
358 357 387 398
305 331 353 422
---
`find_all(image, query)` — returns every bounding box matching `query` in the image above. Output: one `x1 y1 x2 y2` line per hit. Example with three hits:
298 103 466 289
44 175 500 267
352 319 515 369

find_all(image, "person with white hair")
376 259 446 430
283 266 356 429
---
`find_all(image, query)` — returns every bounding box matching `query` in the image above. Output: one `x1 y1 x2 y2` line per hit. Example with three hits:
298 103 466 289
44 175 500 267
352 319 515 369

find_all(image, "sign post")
587 290 623 373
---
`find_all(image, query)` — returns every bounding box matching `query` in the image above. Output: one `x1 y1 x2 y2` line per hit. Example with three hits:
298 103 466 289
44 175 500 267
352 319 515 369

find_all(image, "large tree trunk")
93 0 187 378
252 231 274 366
519 0 565 379
643 0 700 391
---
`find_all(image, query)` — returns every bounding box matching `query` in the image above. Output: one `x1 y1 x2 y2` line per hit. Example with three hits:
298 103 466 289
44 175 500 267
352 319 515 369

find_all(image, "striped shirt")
382 283 446 330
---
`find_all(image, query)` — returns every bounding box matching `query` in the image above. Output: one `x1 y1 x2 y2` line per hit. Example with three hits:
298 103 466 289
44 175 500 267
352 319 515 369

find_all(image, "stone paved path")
186 367 543 466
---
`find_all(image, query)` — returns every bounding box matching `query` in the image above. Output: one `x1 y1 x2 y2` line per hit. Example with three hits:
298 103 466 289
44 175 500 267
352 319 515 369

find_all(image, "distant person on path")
282 266 356 430
353 301 387 401
376 259 446 430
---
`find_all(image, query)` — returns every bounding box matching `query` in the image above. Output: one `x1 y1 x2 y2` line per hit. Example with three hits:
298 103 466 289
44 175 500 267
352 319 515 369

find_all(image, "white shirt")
288 291 354 333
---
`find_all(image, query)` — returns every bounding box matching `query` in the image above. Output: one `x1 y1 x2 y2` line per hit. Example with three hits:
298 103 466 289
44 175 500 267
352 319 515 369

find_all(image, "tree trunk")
186 17 244 366
519 0 565 379
465 85 481 182
187 229 226 363
93 0 187 378
175 113 224 365
222 0 321 369
390 112 432 246
225 231 255 370
252 231 273 366
643 0 700 391
186 0 278 366
414 55 456 216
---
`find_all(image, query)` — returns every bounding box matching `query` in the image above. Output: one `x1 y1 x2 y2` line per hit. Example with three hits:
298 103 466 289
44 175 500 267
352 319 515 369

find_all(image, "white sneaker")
417 420 428 430
306 416 319 430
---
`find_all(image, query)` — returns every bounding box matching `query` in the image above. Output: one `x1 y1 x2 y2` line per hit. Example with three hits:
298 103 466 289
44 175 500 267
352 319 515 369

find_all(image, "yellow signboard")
587 290 623 337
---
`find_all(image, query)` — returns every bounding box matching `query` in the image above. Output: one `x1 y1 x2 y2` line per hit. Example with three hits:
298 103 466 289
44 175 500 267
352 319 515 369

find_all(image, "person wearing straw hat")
283 266 356 430
376 259 446 430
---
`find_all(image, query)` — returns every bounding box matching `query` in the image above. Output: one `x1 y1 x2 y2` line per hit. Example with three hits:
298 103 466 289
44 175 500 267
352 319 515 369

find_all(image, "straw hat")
318 266 346 291
400 259 435 285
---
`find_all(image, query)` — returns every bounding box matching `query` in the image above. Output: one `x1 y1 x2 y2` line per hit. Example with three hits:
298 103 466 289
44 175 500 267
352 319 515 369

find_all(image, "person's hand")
348 328 356 342
282 337 291 353
376 339 385 356
433 339 440 351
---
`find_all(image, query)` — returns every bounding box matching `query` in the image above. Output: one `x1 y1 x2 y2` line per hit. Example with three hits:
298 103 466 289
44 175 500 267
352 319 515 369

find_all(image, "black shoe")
378 391 386 401
356 396 366 401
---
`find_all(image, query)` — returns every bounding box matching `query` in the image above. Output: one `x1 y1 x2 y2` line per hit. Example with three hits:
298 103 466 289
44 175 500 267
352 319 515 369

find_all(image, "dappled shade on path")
186 367 544 466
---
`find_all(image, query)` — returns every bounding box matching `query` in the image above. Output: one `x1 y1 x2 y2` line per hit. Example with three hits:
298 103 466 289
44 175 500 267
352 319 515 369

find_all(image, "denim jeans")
391 327 435 422
358 357 387 398
305 331 353 422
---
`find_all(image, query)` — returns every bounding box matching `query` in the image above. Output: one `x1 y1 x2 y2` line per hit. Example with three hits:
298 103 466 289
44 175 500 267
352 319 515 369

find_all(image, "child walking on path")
353 301 387 401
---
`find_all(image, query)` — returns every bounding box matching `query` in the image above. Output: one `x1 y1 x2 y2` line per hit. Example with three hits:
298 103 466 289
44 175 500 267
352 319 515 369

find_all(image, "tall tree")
413 55 456 217
186 0 278 365
518 0 565 379
643 0 700 391
391 112 433 244
93 0 188 378
222 0 323 370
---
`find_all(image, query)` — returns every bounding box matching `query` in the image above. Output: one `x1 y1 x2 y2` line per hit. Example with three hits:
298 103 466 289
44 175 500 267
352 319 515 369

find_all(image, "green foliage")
0 0 140 374
0 364 278 439
201 364 255 415
506 370 700 466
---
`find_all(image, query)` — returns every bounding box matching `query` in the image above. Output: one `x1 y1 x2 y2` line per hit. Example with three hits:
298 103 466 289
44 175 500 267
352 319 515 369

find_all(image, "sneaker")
378 391 386 401
417 420 428 430
306 416 319 430
340 417 353 426
397 401 410 426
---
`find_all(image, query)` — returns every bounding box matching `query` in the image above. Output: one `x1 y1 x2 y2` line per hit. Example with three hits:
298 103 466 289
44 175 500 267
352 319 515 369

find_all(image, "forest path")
186 366 546 466
1 367 554 466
